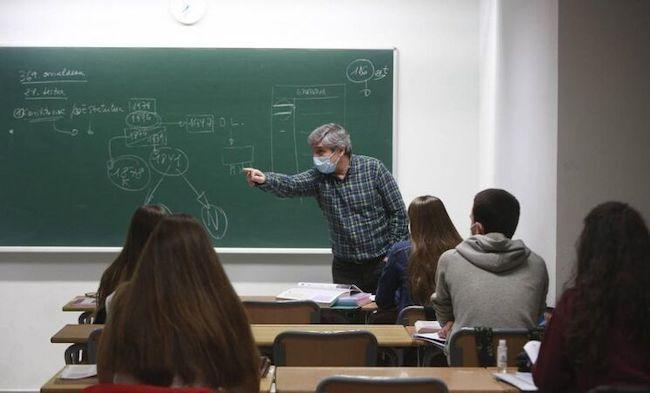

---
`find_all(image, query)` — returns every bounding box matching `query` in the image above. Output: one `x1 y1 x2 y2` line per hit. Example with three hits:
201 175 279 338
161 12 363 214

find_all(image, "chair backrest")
273 331 378 366
396 306 427 326
79 311 95 324
86 328 103 364
83 384 213 393
316 375 449 393
243 300 321 324
64 343 87 365
448 327 530 367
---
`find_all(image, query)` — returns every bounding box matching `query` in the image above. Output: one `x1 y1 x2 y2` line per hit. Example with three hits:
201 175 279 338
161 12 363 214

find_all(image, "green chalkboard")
0 47 394 247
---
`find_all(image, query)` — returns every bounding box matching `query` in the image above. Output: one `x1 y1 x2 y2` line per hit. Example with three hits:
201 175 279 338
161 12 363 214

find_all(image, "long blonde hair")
407 196 462 305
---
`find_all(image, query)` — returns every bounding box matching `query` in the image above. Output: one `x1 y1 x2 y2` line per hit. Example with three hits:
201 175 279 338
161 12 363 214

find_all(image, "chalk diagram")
105 97 235 240
345 58 390 97
270 84 346 174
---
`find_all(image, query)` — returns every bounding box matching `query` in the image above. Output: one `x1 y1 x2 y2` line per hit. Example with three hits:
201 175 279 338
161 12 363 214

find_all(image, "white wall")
478 0 558 304
556 0 650 293
0 0 480 390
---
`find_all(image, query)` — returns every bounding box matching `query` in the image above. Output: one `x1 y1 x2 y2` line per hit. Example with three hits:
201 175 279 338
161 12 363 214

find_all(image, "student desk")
274 367 518 393
63 295 378 323
252 324 414 347
63 297 97 313
41 367 275 393
51 324 415 347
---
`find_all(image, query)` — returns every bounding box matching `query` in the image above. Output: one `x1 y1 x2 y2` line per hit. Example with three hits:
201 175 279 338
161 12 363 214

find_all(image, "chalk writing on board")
107 155 152 192
185 114 214 133
345 58 390 97
222 145 255 175
104 97 234 240
24 86 67 100
12 103 125 125
18 68 87 84
271 84 346 175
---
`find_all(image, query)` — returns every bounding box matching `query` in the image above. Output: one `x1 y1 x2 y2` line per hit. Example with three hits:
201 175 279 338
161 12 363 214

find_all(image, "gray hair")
307 123 352 155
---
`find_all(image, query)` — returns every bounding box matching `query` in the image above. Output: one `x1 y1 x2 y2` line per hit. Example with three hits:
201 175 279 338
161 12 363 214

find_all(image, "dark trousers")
332 255 385 294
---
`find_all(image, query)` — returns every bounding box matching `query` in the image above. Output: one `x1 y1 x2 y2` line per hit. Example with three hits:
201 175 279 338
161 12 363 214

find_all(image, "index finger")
242 168 254 175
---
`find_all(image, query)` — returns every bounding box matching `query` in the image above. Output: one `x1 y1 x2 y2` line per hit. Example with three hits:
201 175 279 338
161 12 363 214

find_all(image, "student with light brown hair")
375 195 462 313
94 204 167 323
97 214 260 392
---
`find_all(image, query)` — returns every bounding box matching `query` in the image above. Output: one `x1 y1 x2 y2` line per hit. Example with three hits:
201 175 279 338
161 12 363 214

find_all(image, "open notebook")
276 282 366 306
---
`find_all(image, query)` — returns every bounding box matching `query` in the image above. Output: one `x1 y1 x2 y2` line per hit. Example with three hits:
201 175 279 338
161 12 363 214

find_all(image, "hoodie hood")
456 233 531 273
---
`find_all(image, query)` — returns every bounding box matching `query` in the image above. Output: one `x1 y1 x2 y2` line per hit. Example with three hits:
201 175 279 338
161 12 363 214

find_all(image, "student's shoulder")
526 250 549 274
355 155 388 170
437 247 462 268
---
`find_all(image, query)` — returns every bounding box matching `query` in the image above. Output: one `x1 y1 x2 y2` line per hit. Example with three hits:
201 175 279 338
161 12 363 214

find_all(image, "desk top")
275 367 518 393
62 296 97 312
51 324 415 347
252 324 413 347
41 367 275 393
63 295 378 313
41 368 98 393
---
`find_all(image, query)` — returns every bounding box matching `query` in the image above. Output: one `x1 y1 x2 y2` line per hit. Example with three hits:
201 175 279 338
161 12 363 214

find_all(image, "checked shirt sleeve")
257 169 319 198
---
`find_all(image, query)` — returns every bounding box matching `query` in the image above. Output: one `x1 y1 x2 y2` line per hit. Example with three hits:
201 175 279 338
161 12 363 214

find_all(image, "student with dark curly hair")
534 202 650 392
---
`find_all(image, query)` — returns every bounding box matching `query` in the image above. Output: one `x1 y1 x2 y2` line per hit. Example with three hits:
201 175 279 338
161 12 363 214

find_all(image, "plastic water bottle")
497 339 508 373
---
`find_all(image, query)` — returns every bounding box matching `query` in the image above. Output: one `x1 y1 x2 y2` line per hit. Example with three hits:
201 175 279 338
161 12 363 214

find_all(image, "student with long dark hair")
534 202 650 392
376 196 462 313
94 205 166 323
97 214 260 391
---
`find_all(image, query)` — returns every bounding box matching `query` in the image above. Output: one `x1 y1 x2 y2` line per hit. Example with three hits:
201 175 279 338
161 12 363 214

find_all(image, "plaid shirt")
258 155 408 260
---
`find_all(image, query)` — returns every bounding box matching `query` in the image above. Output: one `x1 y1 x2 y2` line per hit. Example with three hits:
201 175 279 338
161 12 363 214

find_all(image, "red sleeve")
533 289 577 392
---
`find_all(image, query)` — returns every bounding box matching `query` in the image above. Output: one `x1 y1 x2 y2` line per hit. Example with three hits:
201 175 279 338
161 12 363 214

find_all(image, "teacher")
244 123 408 293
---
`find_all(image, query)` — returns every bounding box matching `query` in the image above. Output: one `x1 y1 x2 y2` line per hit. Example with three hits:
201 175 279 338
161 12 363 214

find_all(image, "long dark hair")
95 205 166 322
98 214 259 391
566 202 650 370
407 196 462 305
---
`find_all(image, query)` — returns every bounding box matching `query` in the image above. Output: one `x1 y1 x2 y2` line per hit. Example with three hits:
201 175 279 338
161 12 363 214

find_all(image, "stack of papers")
412 332 446 345
493 372 538 391
73 296 97 306
333 292 373 307
414 320 442 333
277 282 362 305
60 365 97 380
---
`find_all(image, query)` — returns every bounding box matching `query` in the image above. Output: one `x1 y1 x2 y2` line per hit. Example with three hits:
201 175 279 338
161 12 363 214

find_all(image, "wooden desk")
63 295 378 313
41 368 97 393
51 324 415 347
41 366 275 393
275 367 518 393
63 297 97 312
252 324 414 347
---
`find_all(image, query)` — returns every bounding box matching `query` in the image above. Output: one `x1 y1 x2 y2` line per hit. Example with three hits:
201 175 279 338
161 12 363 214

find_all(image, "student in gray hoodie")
433 189 548 341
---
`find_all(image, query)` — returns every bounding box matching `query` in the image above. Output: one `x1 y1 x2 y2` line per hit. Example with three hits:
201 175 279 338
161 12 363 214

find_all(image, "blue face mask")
313 152 340 174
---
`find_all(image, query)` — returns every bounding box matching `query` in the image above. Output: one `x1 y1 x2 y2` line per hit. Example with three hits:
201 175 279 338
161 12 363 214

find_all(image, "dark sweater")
375 240 415 312
533 288 650 392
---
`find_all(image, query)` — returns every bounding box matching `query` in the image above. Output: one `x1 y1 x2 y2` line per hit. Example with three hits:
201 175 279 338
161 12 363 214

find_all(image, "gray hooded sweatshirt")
433 233 548 339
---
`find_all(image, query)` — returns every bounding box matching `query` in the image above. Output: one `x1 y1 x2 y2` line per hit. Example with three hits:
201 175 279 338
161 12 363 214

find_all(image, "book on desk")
276 282 371 306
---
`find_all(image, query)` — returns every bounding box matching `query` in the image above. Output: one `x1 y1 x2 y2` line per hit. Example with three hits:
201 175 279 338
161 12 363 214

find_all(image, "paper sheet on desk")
494 372 538 391
60 364 97 379
413 332 446 344
414 320 442 333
